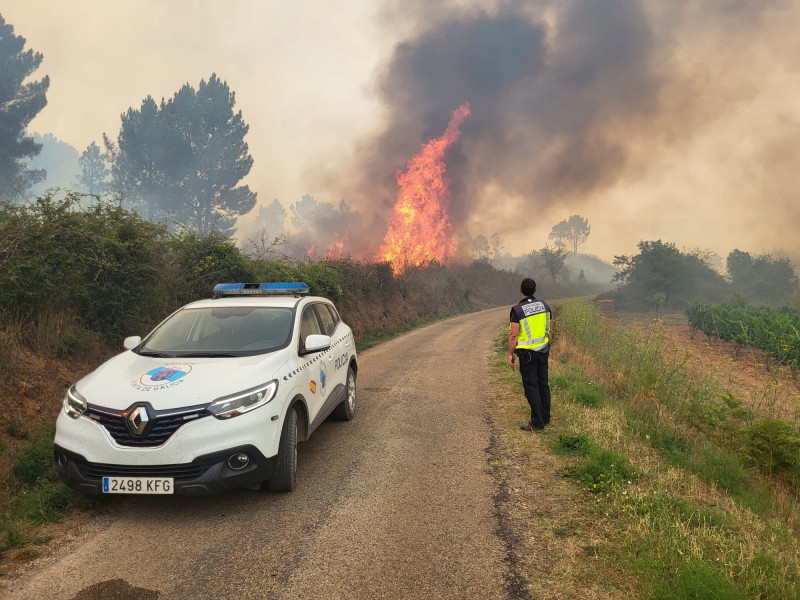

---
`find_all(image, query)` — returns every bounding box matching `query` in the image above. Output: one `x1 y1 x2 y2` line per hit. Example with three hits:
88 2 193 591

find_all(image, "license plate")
102 476 174 494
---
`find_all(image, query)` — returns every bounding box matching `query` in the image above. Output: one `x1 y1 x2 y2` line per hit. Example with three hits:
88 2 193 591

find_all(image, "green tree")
164 74 256 235
108 74 256 235
541 246 568 282
548 214 590 254
0 14 50 199
726 249 797 305
517 247 568 283
77 141 109 195
612 240 727 310
105 96 171 220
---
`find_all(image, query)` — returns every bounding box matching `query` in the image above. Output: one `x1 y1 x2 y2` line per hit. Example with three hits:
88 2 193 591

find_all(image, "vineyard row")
685 303 800 369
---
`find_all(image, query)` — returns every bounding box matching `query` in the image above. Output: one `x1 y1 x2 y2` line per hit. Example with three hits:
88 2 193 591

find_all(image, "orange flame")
306 244 316 257
379 103 471 274
324 232 348 260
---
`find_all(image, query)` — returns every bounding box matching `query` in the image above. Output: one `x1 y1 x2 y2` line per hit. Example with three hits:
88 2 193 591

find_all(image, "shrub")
0 194 164 343
744 419 800 480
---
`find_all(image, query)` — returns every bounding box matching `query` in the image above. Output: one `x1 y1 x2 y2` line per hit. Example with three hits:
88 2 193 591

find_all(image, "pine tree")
108 74 256 235
77 141 109 195
0 14 50 199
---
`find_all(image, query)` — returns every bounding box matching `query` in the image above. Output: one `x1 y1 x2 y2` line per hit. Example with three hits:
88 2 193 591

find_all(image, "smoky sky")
351 0 666 231
341 0 794 250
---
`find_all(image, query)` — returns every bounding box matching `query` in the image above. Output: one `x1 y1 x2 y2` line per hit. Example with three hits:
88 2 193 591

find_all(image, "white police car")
53 282 357 495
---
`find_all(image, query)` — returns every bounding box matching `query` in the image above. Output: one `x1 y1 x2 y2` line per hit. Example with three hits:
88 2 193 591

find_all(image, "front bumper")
53 444 280 495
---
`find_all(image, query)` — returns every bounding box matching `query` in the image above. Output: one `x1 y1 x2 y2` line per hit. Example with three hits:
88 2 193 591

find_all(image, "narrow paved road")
3 307 518 600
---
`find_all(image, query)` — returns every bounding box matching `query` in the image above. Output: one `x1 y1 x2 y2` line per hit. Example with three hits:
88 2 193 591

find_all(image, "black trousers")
518 350 550 428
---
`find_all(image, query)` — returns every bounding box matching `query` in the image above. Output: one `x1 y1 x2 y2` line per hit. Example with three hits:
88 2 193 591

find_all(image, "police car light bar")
213 282 310 298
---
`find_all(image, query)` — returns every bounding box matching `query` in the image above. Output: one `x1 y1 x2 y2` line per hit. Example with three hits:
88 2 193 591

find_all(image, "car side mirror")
123 336 142 350
303 334 331 354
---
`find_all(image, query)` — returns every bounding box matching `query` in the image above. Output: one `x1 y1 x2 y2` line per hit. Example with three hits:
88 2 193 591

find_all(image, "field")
488 302 800 599
686 303 800 374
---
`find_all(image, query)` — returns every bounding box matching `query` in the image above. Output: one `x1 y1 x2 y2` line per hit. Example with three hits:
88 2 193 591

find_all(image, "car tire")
265 407 298 492
332 367 356 421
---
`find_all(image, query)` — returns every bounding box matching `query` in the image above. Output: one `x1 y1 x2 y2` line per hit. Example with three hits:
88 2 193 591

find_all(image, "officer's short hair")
520 278 536 296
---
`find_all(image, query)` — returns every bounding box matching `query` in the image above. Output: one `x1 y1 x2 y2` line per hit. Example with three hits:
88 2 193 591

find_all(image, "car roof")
182 296 331 310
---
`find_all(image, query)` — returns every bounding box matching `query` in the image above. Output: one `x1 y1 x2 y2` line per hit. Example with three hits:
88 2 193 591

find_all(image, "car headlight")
63 385 87 419
207 381 278 419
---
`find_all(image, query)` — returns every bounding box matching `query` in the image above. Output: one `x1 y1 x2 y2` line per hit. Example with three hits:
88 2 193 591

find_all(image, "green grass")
11 426 55 486
572 382 606 407
553 432 592 456
566 445 637 494
1 424 79 556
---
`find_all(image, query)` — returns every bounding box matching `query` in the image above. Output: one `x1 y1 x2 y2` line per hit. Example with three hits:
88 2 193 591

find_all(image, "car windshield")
138 307 294 357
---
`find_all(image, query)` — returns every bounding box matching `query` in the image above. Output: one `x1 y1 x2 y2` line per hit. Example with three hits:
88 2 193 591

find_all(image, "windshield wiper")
176 352 240 358
137 351 176 358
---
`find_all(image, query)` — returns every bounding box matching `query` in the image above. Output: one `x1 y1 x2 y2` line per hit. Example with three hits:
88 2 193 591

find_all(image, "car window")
141 307 294 356
323 304 341 328
315 304 337 336
299 306 322 351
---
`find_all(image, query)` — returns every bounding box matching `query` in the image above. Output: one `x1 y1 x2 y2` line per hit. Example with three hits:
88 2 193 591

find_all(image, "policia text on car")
507 278 552 431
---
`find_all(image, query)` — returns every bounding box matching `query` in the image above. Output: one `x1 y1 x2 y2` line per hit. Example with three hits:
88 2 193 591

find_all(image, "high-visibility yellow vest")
514 300 550 351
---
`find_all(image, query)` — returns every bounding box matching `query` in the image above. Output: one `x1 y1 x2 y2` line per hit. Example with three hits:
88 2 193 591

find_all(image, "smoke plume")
334 0 800 257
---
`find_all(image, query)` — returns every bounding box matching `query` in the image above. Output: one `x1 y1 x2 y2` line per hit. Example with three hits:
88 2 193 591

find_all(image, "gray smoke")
340 0 795 246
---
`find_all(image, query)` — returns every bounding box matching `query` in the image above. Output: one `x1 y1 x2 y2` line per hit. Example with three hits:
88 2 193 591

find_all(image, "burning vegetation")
379 104 470 274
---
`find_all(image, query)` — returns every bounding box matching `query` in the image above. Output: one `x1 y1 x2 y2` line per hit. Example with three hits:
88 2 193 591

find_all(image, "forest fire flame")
379 103 471 274
324 232 348 260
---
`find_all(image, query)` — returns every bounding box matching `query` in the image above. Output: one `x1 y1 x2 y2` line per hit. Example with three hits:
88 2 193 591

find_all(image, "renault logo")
128 406 150 435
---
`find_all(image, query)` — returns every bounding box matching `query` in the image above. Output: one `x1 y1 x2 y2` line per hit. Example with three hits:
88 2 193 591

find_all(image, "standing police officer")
507 278 552 431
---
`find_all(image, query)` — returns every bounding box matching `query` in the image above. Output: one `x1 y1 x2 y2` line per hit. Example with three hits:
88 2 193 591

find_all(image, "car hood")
74 351 289 411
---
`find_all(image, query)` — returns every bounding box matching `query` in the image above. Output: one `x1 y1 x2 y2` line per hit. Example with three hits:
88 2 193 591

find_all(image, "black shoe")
520 422 544 432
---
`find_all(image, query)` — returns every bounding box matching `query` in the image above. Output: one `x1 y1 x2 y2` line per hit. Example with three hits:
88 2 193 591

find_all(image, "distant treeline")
602 240 798 311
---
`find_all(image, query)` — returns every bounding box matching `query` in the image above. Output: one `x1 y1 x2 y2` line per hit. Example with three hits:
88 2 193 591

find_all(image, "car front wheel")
265 407 297 492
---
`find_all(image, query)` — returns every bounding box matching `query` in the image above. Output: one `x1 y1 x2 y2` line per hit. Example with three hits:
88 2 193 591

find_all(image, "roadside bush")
165 229 257 307
744 419 800 481
298 261 342 302
0 194 164 344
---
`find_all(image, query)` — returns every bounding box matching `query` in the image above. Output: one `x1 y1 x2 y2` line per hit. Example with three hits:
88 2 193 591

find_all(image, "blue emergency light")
212 282 310 298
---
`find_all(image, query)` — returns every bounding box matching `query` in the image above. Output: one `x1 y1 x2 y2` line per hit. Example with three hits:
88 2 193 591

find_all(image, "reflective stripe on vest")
515 302 549 351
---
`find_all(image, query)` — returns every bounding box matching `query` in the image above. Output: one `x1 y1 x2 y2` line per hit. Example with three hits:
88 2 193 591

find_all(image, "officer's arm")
507 323 520 368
